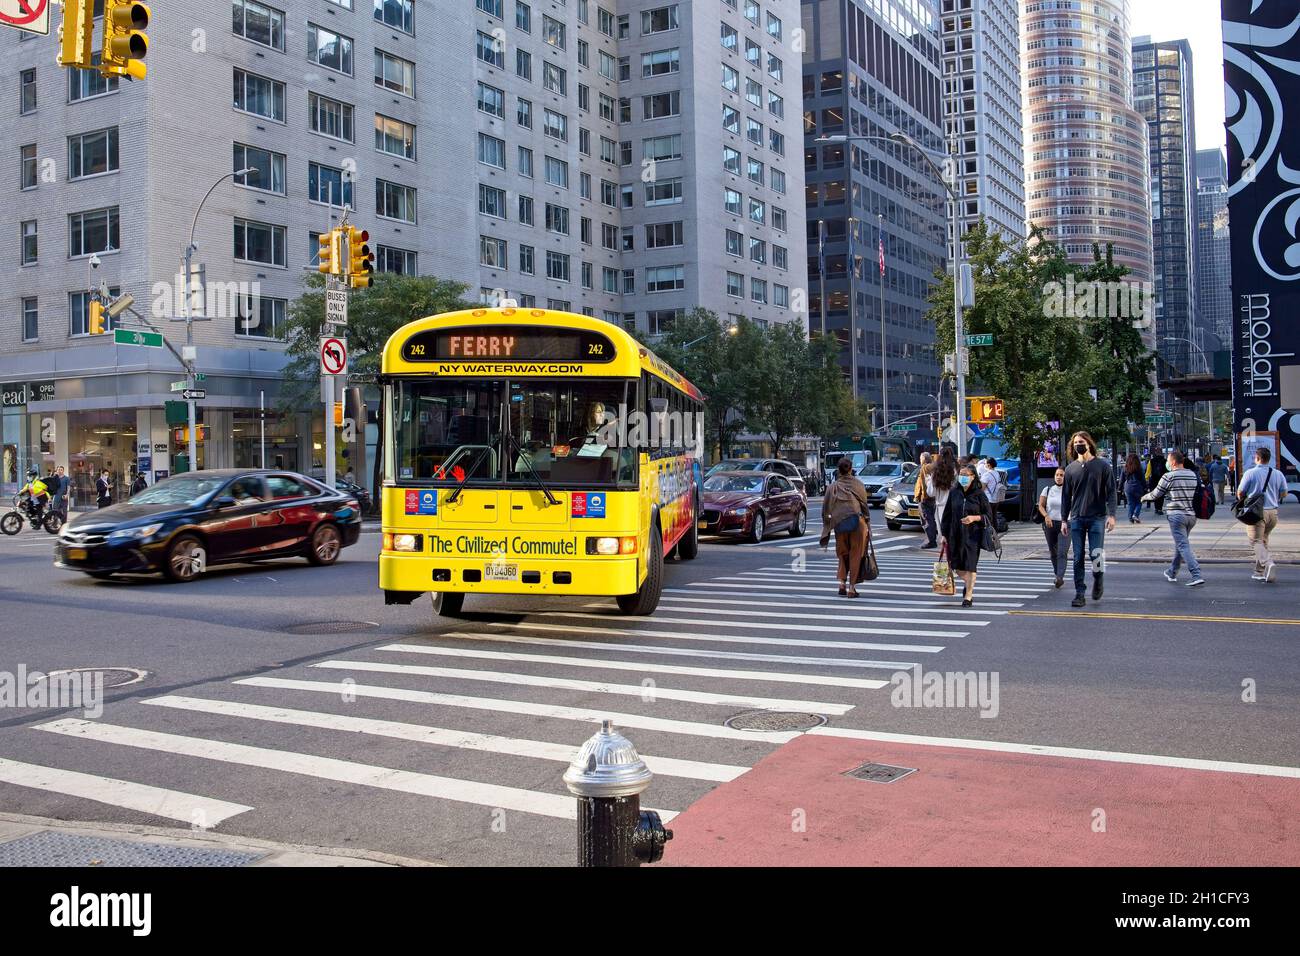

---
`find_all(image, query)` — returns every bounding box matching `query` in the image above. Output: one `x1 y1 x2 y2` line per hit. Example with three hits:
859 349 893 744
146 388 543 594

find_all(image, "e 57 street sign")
964 333 994 347
114 328 164 348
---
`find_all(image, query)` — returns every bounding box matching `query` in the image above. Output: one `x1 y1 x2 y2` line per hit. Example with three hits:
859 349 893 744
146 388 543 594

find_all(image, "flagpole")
817 218 827 338
879 213 887 430
848 217 858 404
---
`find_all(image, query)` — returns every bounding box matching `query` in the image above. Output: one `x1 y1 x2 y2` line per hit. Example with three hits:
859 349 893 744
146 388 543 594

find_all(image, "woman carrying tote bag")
819 456 872 598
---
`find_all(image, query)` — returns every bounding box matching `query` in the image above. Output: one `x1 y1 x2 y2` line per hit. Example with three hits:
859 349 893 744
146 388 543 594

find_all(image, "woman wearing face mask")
1038 467 1069 587
941 463 989 607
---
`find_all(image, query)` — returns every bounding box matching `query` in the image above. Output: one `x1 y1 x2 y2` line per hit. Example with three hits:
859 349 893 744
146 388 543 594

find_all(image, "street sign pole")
321 271 349 489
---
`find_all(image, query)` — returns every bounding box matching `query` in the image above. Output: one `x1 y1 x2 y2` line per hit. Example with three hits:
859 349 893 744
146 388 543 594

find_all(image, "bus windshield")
391 378 635 486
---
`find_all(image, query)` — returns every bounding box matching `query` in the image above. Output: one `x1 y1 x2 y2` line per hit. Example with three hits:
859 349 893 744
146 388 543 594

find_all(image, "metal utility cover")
0 831 264 867
844 762 917 784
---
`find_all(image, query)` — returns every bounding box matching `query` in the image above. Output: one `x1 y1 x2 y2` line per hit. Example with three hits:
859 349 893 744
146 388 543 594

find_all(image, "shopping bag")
932 540 956 595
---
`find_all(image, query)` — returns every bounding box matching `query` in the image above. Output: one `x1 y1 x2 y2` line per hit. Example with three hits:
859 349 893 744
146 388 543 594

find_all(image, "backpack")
1192 474 1216 520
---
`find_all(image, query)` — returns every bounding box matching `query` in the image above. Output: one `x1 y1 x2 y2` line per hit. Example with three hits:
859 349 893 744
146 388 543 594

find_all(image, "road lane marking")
311 660 855 714
141 696 747 783
0 756 252 827
374 642 890 688
235 677 801 743
535 611 964 640
1007 610 1300 625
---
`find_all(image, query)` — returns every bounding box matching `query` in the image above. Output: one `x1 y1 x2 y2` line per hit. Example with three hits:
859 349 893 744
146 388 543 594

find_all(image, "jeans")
1125 487 1144 522
1042 520 1069 578
1166 512 1201 580
1069 515 1107 593
921 499 937 546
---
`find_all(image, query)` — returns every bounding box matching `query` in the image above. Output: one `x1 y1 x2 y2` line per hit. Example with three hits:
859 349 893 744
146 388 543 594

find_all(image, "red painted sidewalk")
658 734 1300 866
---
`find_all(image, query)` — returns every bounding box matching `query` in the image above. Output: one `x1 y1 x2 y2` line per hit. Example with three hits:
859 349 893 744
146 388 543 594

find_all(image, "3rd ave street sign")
0 0 50 37
114 328 164 348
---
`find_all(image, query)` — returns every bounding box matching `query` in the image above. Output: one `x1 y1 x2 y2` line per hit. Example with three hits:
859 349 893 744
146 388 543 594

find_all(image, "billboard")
1223 0 1300 472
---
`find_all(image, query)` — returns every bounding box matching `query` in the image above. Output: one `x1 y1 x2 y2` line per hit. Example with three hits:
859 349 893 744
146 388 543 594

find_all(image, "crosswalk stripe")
771 534 913 549
37 718 629 822
141 696 748 783
740 572 1051 591
375 642 891 689
457 619 946 655
676 583 1025 607
0 756 252 827
535 611 962 640
715 575 1045 596
582 601 984 628
874 543 916 552
235 677 802 743
311 660 856 715
657 594 1007 617
757 564 1053 582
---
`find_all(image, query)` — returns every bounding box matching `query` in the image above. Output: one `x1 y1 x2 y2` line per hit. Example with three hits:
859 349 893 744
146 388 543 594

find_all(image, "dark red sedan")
698 470 807 543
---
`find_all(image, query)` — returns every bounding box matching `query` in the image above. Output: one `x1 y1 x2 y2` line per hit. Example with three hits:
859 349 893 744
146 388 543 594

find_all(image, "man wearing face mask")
1058 430 1116 608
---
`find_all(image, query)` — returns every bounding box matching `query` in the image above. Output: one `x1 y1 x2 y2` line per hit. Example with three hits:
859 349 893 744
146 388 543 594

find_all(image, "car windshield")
128 474 226 505
825 452 865 472
859 463 902 477
704 475 766 494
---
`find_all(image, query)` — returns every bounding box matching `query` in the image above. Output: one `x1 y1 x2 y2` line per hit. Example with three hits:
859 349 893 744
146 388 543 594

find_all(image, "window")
643 91 679 119
518 194 534 225
580 173 591 200
617 56 630 81
377 179 418 223
598 7 615 36
545 203 570 235
722 106 739 133
307 24 353 76
641 5 678 34
20 69 36 114
725 230 742 257
22 298 37 341
744 0 759 25
236 296 287 340
766 11 782 39
477 133 505 169
377 245 417 275
581 262 593 290
233 218 284 266
544 155 569 188
749 237 766 263
68 207 119 258
726 272 743 297
767 53 783 81
234 143 286 195
645 222 683 248
770 168 786 194
749 198 765 224
746 78 762 107
19 144 37 190
602 266 619 293
745 38 760 64
643 49 680 76
517 97 532 128
326 0 353 9
723 146 741 174
68 128 118 180
516 1 531 31
722 64 739 92
519 244 535 275
578 39 589 68
233 0 285 51
546 250 571 281
477 0 502 18
69 288 118 337
600 136 618 165
648 309 682 335
597 93 615 123
234 69 285 122
375 114 416 159
21 221 38 266
542 61 567 95
543 109 567 142
308 162 352 206
646 265 685 293
601 223 618 250
308 92 353 141
622 271 636 293
599 180 617 207
477 82 505 118
479 184 507 218
69 57 118 102
746 117 763 145
543 14 565 48
773 245 788 270
516 49 532 80
774 284 789 308
477 31 504 69
374 0 413 34
769 130 785 155
772 206 787 231
750 279 767 304
480 235 507 268
643 134 681 161
721 23 738 51
645 177 683 205
619 141 633 166
518 146 534 178
747 157 764 185
724 188 741 215
376 50 416 97
598 51 616 80
619 97 632 123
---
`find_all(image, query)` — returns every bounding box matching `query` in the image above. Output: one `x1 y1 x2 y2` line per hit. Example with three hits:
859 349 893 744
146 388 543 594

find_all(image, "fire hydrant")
564 720 673 867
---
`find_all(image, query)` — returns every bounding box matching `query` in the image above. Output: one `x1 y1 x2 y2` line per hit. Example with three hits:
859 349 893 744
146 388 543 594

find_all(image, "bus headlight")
586 536 638 555
383 533 423 552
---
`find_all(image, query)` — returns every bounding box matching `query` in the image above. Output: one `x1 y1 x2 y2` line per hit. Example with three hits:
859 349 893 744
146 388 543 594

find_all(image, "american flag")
878 222 887 277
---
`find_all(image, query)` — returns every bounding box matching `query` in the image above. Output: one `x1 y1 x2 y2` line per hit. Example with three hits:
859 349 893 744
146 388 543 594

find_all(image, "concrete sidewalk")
998 502 1300 562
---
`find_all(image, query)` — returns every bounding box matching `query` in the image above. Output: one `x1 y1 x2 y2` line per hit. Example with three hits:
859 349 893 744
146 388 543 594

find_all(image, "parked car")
56 469 363 582
333 476 374 515
699 471 807 543
705 458 806 497
857 460 918 507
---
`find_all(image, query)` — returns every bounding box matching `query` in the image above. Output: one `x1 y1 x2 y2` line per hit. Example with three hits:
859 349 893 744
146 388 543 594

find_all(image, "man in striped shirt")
1141 449 1205 587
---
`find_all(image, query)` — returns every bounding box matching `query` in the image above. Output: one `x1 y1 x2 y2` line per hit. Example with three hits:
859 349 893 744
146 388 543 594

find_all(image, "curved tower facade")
1021 0 1153 282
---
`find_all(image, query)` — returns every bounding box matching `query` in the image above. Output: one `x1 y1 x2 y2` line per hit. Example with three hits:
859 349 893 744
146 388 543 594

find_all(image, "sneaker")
1071 593 1086 608
1251 572 1266 582
1186 578 1205 588
1164 570 1177 583
1091 574 1104 601
921 542 938 550
1265 562 1277 583
1054 576 1064 588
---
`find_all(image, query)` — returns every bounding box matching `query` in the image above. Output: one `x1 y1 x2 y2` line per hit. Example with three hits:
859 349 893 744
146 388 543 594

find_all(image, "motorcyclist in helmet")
18 466 50 522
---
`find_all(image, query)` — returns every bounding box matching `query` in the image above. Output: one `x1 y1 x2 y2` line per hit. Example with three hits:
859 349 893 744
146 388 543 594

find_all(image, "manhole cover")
844 762 917 784
42 667 148 689
725 711 827 732
0 831 264 867
283 621 380 635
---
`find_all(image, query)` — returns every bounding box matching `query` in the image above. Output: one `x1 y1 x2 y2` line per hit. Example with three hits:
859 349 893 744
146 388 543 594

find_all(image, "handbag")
931 540 956 595
834 512 860 534
980 501 1002 558
1031 505 1045 525
1233 467 1270 525
856 531 879 583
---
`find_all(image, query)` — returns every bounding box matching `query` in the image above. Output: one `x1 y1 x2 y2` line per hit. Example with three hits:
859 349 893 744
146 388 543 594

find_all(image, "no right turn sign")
0 0 50 36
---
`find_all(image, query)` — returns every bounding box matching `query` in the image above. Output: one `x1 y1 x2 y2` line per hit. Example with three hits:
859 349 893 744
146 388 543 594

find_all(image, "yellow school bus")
378 304 704 616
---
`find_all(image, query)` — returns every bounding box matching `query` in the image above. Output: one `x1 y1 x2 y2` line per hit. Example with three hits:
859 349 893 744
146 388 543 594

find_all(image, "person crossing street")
1236 446 1288 584
1142 450 1205 588
915 452 938 549
1060 431 1116 608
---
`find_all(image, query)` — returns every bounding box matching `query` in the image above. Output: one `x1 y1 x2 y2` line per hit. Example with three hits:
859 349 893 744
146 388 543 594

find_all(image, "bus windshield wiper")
507 432 560 506
446 445 493 504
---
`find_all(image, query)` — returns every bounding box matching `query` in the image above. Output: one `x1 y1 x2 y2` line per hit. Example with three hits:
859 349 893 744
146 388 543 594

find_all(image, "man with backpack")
1235 446 1288 583
1141 449 1205 587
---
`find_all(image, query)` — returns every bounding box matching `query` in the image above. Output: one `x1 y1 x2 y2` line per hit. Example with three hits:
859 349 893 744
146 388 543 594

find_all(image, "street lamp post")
679 319 739 350
814 132 967 455
182 167 257 473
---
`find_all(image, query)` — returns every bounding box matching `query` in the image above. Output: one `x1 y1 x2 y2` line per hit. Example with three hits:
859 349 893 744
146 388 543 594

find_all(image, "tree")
744 321 852 458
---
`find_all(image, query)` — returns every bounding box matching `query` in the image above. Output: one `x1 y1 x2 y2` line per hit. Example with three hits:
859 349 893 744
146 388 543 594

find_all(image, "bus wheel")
616 530 663 615
677 510 700 560
432 591 465 617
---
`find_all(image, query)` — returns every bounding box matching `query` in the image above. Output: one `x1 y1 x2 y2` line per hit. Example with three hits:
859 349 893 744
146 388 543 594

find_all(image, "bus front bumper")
379 553 642 596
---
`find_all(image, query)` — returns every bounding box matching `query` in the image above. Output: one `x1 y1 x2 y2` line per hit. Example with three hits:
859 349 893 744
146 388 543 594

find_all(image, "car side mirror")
213 495 237 509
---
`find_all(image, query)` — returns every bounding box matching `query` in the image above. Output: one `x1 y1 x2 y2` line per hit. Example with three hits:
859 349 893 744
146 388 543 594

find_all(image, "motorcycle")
0 494 63 535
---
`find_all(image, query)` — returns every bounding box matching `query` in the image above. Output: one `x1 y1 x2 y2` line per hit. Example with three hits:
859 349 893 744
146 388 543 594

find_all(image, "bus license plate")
484 563 518 581
67 548 88 561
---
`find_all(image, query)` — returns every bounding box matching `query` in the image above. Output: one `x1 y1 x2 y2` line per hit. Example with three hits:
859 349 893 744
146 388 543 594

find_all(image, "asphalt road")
0 504 1296 866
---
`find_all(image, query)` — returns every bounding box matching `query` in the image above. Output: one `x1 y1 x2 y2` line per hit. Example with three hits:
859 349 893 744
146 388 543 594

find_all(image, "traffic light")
100 1 151 81
969 397 1004 423
347 227 373 289
89 300 106 335
58 0 97 71
318 229 342 276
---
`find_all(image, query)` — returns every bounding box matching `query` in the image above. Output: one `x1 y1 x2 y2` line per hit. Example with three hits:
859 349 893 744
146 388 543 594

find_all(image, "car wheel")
616 528 663 615
788 508 806 537
0 513 21 536
307 523 342 566
747 512 765 543
43 512 63 534
677 507 699 560
887 520 901 531
432 591 465 617
164 535 205 583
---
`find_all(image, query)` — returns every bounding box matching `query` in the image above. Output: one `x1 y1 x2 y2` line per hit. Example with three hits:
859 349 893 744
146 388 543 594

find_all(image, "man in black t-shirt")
1059 431 1116 607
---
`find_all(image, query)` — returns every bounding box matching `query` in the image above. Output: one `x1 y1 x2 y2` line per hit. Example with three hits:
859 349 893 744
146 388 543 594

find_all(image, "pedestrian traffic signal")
318 229 342 276
100 1 150 81
89 301 106 335
347 227 373 289
969 397 1004 423
58 0 97 71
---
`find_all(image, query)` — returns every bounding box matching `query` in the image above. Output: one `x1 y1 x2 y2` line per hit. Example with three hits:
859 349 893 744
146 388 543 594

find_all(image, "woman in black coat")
941 463 989 607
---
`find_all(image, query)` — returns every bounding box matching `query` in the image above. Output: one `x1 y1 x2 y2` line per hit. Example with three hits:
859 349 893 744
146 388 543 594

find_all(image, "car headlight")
108 523 163 542
728 507 748 516
887 492 903 504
